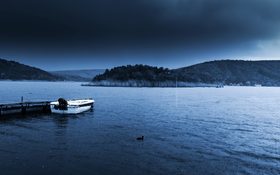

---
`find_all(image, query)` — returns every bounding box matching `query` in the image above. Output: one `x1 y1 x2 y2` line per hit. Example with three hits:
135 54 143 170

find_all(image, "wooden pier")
0 101 51 117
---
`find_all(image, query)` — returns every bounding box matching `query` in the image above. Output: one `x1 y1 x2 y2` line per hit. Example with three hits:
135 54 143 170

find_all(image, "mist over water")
0 82 279 175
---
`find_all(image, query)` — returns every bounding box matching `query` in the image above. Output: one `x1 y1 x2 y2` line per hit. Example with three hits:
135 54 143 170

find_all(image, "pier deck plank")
0 101 51 117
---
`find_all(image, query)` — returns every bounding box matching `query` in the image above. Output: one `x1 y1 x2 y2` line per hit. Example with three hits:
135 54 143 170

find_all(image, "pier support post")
21 106 26 115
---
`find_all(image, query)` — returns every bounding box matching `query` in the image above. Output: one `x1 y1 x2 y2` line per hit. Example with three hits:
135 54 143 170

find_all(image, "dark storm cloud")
1 0 280 70
1 0 280 46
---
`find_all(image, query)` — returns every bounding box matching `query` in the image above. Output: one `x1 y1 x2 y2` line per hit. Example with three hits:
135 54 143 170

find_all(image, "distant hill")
93 65 173 81
0 58 60 81
91 64 215 87
51 69 105 82
90 60 280 87
3 58 280 86
174 60 280 86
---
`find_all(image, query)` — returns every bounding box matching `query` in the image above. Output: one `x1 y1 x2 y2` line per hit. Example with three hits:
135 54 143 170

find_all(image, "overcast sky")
1 0 280 70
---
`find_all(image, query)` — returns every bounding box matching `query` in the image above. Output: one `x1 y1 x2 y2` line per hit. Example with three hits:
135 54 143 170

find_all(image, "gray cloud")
1 0 280 69
1 0 280 44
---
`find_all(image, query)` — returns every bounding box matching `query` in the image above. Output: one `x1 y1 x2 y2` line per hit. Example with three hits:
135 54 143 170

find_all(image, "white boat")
50 98 94 114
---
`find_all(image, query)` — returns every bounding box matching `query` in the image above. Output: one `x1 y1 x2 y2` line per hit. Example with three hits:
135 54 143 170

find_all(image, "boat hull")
50 99 94 114
50 104 92 114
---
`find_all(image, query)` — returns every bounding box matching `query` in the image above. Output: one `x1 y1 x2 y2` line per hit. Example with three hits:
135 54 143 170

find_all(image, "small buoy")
136 136 144 141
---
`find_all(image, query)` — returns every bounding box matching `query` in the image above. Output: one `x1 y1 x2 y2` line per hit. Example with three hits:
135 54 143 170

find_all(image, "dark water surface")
0 81 279 175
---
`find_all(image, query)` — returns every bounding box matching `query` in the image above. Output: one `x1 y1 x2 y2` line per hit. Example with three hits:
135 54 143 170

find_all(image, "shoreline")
83 80 220 88
0 80 276 88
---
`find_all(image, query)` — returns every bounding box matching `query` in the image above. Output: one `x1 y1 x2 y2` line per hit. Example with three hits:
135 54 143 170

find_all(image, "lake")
0 81 279 175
